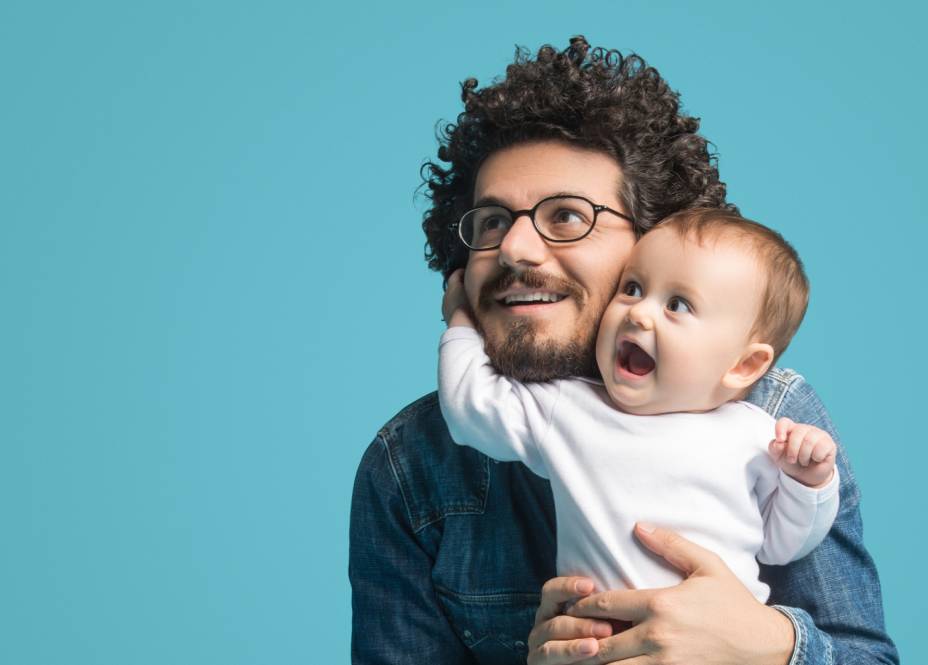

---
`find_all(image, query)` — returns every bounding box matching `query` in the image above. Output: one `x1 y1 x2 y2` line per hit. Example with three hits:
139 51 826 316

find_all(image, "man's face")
464 141 636 381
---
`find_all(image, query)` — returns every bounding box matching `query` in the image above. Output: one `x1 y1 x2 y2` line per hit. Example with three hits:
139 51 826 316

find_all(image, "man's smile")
497 288 569 308
478 268 585 316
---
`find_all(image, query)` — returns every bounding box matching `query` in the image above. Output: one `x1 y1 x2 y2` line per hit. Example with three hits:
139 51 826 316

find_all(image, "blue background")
2 1 923 662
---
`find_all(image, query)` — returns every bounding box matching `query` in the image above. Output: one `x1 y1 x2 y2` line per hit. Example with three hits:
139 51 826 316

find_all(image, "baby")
438 208 839 602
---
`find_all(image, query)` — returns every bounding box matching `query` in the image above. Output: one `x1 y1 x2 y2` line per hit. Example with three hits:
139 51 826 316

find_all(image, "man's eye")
622 281 642 298
481 216 507 231
551 209 586 225
667 296 691 313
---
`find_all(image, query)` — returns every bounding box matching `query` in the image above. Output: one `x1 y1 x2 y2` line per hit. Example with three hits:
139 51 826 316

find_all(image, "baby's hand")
442 269 475 328
768 418 837 488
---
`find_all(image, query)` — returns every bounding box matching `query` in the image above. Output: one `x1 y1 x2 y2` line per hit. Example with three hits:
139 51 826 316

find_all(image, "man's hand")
442 269 476 328
527 577 614 665
769 417 837 488
529 524 795 665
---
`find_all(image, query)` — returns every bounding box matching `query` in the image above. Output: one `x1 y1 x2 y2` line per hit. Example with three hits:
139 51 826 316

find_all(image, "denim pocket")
435 585 538 663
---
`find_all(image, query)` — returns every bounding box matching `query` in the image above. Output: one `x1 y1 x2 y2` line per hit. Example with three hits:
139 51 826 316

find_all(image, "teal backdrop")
2 1 923 662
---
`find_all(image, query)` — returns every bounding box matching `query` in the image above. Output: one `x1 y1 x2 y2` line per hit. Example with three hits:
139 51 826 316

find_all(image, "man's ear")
722 342 774 391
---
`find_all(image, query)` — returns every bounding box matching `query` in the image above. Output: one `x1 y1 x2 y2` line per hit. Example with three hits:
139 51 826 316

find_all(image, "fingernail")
593 622 612 638
579 639 597 655
576 580 594 594
637 521 656 534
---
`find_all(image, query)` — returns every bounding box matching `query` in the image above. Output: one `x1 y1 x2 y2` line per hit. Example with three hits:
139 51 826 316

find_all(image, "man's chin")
480 318 596 382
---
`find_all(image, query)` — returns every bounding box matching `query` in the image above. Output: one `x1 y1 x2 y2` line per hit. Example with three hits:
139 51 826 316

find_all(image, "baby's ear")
722 342 774 391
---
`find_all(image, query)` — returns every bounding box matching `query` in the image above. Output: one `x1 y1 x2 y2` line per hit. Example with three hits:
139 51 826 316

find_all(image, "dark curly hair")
421 35 738 279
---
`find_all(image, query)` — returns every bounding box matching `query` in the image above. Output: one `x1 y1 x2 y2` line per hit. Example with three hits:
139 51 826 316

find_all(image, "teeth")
504 292 565 304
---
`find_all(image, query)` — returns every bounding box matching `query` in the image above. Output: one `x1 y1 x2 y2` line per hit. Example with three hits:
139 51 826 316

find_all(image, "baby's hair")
656 208 809 364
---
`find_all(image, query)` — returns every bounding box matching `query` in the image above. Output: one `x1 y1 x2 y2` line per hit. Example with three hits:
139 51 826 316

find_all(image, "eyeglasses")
452 195 634 251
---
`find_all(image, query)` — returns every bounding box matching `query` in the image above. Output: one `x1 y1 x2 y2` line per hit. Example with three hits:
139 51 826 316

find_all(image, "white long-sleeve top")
438 327 840 602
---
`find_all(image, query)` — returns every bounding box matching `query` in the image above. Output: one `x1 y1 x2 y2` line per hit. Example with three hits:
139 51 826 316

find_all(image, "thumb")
634 522 725 578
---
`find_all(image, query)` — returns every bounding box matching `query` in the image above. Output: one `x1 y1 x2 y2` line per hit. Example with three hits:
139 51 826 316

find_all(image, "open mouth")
497 292 568 307
618 340 656 376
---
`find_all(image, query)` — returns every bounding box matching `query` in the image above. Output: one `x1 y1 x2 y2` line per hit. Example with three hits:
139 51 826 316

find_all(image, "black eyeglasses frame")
450 195 635 251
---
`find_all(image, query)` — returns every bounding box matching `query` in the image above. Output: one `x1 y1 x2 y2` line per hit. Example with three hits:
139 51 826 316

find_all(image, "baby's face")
595 227 765 415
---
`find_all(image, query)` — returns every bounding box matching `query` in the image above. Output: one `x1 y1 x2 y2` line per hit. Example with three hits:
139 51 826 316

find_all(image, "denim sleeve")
349 436 475 665
760 378 898 665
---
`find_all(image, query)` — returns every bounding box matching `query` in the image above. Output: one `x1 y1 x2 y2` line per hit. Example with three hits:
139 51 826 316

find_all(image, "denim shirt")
349 369 898 664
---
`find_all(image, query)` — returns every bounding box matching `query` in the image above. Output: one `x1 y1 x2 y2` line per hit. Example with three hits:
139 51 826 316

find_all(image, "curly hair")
421 35 738 279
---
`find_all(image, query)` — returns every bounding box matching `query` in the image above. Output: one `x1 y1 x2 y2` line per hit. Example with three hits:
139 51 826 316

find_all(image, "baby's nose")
627 305 654 330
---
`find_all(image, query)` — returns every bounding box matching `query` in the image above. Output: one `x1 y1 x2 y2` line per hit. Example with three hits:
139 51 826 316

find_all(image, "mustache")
478 268 585 310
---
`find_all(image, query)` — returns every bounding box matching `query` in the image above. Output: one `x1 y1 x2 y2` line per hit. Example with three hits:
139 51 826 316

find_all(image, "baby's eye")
666 296 692 314
621 281 642 298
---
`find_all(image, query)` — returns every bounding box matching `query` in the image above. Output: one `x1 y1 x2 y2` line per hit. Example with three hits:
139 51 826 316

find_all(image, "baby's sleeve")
754 452 841 565
437 327 557 477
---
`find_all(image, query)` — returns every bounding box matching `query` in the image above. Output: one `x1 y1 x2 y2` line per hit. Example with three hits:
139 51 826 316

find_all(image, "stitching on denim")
411 504 486 533
467 635 489 648
767 368 805 417
772 605 804 665
377 392 491 533
409 453 490 532
377 431 417 531
479 453 490 513
376 391 439 440
435 584 541 604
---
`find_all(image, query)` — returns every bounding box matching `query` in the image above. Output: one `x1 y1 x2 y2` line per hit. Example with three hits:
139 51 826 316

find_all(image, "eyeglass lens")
459 197 596 249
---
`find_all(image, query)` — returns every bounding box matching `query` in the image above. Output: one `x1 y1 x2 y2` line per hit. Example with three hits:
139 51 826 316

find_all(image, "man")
349 37 897 664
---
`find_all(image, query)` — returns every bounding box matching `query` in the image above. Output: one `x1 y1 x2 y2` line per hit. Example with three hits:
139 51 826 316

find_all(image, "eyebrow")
472 190 594 208
666 281 705 307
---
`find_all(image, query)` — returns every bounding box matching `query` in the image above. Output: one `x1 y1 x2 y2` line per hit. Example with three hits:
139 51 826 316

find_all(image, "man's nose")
627 300 655 331
497 213 548 269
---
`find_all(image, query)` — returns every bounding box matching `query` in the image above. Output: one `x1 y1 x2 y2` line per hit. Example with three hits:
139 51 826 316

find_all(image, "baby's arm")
438 271 554 475
756 418 840 564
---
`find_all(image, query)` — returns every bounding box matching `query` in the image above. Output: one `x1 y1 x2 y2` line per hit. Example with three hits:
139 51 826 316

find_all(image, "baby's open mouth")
618 340 655 376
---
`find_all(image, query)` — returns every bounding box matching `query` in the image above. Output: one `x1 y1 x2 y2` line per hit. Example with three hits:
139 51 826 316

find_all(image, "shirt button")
515 641 525 649
463 630 472 639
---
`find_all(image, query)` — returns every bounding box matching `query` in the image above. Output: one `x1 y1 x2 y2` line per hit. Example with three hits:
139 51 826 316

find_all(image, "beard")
475 268 601 382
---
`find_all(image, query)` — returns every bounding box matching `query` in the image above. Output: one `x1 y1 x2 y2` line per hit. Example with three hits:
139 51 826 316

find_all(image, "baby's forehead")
646 223 758 253
629 226 767 296
633 224 763 270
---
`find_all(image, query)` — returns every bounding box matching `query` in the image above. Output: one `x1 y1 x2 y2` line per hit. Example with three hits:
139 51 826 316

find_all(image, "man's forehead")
473 188 600 208
473 141 624 205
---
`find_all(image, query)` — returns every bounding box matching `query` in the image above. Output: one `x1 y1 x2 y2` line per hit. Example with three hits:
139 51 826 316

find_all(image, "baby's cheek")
594 309 620 371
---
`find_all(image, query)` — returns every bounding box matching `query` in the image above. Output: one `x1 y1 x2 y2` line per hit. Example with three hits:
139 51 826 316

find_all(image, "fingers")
535 577 597 626
527 637 599 665
774 417 794 442
530 621 654 665
442 269 469 323
783 423 812 464
527 577 613 664
784 425 833 466
566 588 654 624
796 430 817 467
768 438 785 462
810 437 836 463
632 522 725 577
528 614 613 651
569 623 652 665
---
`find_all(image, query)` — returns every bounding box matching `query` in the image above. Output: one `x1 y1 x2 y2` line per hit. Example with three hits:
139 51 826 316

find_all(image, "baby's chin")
604 383 659 415
605 386 721 416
